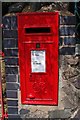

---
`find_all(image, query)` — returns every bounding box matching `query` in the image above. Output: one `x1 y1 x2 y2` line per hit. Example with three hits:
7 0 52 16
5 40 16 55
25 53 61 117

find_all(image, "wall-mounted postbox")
18 12 59 105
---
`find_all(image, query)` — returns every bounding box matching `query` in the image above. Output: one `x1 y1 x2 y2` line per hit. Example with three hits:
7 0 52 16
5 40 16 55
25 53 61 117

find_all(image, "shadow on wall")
2 2 76 16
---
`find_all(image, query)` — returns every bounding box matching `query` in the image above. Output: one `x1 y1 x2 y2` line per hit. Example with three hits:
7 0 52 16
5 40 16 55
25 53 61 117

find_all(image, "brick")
8 114 22 120
5 67 18 74
3 16 11 29
60 47 75 55
60 27 75 36
76 38 80 44
7 100 18 106
48 110 71 118
59 37 63 46
6 90 17 98
20 109 30 115
6 83 19 90
11 16 18 30
64 37 76 45
6 75 17 82
75 44 80 55
60 16 76 25
8 107 18 114
5 58 18 65
18 75 20 83
3 38 18 48
3 30 18 38
4 49 18 56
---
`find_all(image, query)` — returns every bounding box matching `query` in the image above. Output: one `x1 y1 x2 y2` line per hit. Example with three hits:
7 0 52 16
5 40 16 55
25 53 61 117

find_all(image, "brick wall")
3 13 80 119
3 15 20 119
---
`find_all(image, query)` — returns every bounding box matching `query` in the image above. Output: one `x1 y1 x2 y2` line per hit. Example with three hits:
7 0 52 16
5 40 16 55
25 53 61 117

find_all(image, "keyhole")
36 43 40 48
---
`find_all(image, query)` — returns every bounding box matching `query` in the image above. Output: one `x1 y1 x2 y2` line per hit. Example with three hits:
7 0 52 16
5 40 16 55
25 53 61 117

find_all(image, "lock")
36 43 40 48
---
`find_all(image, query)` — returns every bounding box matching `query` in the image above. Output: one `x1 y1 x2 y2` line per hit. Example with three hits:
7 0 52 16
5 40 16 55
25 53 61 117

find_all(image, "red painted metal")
18 12 59 105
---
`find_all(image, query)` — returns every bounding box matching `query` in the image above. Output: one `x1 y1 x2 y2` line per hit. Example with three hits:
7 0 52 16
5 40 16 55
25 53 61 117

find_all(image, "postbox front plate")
18 12 59 105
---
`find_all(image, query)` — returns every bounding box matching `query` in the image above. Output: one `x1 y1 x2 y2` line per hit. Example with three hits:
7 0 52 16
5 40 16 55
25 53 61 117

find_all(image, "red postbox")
18 12 59 105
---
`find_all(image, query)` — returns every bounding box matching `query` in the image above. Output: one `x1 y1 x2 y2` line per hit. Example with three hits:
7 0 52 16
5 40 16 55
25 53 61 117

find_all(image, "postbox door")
24 41 58 105
18 12 59 105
